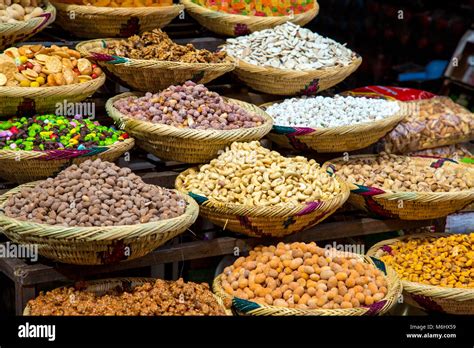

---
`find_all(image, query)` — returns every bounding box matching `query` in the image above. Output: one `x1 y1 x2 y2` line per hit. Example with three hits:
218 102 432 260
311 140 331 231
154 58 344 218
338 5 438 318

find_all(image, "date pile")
4 159 187 226
114 81 265 130
27 278 228 316
103 29 228 63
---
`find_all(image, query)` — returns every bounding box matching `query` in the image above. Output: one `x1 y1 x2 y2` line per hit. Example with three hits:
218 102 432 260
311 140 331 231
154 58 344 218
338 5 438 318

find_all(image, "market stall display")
213 242 401 315
76 29 235 92
180 0 319 37
0 0 56 50
106 82 273 163
368 233 474 314
262 96 407 152
327 154 474 220
24 277 231 315
0 158 199 264
222 22 361 95
49 0 182 38
176 141 350 237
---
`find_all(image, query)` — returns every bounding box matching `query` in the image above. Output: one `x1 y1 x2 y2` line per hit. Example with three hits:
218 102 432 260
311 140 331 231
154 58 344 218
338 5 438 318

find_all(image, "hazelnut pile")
27 278 228 316
114 81 266 130
4 159 187 226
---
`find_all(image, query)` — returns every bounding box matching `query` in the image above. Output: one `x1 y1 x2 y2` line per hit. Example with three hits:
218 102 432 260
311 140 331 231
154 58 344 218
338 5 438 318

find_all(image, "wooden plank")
15 283 35 316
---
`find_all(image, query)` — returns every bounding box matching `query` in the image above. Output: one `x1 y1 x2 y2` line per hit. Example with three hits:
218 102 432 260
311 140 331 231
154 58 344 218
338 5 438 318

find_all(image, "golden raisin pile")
380 233 474 288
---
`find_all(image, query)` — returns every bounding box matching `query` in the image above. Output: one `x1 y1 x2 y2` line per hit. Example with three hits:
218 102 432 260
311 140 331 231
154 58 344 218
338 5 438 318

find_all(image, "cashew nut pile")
180 141 342 206
4 159 187 226
335 153 474 193
0 0 45 23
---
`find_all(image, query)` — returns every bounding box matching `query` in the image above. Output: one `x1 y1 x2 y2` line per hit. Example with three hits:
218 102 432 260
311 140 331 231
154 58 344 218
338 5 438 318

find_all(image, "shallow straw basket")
367 233 474 315
0 183 199 265
0 74 105 117
325 155 474 220
50 2 183 39
76 40 236 92
0 1 56 50
261 100 408 152
213 255 401 315
180 0 319 37
106 93 273 163
227 55 362 96
175 166 350 237
0 138 134 183
24 277 232 315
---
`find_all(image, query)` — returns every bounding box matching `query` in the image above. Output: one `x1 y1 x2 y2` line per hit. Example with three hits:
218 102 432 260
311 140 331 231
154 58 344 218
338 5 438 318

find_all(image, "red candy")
10 126 19 134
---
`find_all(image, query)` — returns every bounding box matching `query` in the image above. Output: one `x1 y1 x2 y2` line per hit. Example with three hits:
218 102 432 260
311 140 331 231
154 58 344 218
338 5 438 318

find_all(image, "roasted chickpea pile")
181 141 342 207
335 153 474 193
380 233 474 288
220 242 389 310
27 279 228 316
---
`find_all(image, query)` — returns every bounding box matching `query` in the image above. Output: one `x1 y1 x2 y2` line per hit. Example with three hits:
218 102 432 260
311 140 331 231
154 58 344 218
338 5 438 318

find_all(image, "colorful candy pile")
0 115 128 151
191 0 315 16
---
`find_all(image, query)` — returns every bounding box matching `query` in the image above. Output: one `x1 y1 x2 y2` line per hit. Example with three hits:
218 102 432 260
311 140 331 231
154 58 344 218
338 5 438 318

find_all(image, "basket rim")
366 233 474 298
0 137 134 160
0 183 199 241
50 1 183 13
261 99 408 135
326 154 474 200
176 167 350 217
0 1 56 31
180 0 319 22
106 92 273 140
213 255 401 315
76 39 237 69
24 276 231 316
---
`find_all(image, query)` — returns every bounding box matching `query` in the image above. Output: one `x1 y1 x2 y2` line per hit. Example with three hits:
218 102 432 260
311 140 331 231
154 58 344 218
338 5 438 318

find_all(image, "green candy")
0 122 12 130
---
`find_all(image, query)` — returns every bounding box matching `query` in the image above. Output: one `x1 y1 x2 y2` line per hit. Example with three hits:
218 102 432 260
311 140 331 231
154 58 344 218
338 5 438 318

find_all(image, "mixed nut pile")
220 242 389 309
4 159 187 226
27 278 228 316
114 81 266 130
180 141 342 206
59 0 172 6
0 44 102 87
0 0 46 24
103 29 228 63
224 22 356 71
334 153 474 192
266 95 400 128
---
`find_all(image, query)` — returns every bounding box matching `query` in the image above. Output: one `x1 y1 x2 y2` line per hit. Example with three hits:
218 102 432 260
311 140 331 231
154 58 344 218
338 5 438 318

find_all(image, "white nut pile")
0 0 45 23
223 22 356 71
266 95 400 128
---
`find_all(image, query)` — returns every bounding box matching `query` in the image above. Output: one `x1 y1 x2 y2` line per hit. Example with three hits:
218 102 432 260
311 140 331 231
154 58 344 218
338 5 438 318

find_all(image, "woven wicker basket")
175 166 350 237
262 100 407 152
227 55 362 96
213 256 402 315
0 74 105 117
0 183 199 265
326 155 474 220
50 2 183 39
0 138 134 183
367 233 474 315
107 93 273 163
76 40 236 92
0 1 56 50
24 277 232 315
180 0 318 37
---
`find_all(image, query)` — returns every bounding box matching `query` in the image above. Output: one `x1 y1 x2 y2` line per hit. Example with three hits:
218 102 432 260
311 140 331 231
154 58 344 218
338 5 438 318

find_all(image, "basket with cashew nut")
175 141 350 237
326 153 474 220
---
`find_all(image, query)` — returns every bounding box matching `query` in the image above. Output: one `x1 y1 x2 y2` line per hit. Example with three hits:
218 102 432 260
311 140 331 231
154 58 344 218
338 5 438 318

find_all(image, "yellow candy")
20 80 30 87
19 56 28 64
30 81 40 87
36 76 45 85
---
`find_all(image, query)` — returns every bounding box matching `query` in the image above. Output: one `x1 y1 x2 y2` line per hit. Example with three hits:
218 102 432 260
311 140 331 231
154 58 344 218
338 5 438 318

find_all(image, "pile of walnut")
27 278 228 316
334 153 474 193
180 141 342 206
103 29 228 63
0 0 45 24
4 159 187 226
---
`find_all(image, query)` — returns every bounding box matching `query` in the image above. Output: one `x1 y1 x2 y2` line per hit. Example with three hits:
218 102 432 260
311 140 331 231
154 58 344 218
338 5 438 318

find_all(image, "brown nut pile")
0 0 45 23
4 159 187 226
114 81 265 130
383 97 474 153
104 29 228 63
181 141 342 206
380 233 474 288
335 153 474 193
220 242 389 309
409 144 473 160
27 278 228 316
